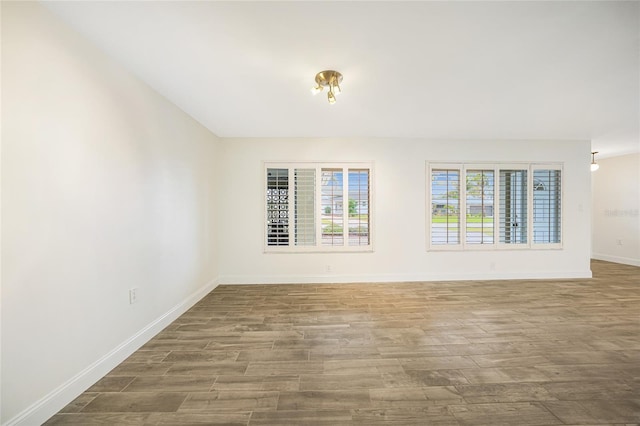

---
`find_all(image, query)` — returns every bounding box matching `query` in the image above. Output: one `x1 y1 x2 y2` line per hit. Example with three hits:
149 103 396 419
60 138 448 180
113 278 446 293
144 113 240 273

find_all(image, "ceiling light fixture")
590 151 600 171
311 70 343 104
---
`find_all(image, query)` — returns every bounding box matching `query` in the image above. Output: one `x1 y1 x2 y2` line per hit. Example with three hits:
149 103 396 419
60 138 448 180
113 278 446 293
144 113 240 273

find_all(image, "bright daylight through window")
266 163 372 252
428 163 562 250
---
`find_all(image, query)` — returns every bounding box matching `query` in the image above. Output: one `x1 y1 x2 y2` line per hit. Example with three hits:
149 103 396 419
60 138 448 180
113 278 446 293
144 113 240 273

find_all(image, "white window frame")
427 162 563 251
264 162 374 253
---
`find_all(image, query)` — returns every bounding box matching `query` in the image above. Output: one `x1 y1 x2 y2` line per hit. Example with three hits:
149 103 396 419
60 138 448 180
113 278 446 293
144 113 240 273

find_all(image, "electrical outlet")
616 239 623 246
129 288 138 304
325 265 332 273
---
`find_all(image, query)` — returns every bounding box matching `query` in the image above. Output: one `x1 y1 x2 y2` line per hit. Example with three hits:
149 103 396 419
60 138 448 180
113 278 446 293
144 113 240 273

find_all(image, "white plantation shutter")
266 163 373 252
430 169 461 245
499 169 528 244
348 169 370 246
294 168 316 246
465 169 494 245
266 168 289 246
428 162 562 250
321 169 344 246
533 168 562 244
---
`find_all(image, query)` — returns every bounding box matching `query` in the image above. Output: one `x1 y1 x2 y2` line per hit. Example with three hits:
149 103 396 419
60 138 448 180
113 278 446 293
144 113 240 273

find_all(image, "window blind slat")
431 169 460 245
348 169 370 246
321 169 344 246
294 168 316 246
266 168 289 246
499 169 528 244
533 169 561 244
466 170 494 244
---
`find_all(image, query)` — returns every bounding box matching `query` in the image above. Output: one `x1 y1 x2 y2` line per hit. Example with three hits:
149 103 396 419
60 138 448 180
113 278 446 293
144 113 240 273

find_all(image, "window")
466 169 494 245
266 168 289 246
533 168 562 245
430 169 460 245
348 169 370 246
427 163 561 250
499 169 528 244
266 163 373 252
321 169 344 246
295 169 316 246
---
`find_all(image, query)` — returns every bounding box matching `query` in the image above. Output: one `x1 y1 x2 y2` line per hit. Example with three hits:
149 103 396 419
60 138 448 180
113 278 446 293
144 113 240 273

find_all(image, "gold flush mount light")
311 70 343 104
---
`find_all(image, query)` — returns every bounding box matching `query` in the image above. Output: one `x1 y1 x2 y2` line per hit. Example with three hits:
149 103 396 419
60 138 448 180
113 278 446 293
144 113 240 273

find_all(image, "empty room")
1 1 639 425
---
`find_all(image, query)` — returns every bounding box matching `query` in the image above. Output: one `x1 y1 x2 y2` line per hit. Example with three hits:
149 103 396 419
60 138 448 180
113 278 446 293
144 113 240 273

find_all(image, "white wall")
1 3 220 424
591 153 640 266
218 138 592 284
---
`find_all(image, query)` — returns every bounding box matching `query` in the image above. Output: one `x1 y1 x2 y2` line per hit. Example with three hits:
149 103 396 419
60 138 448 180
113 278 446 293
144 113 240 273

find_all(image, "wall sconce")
311 70 342 104
591 151 600 171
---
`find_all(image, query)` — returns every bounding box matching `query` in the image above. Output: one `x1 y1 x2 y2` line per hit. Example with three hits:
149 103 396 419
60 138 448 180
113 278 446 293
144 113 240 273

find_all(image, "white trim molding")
591 253 640 268
4 279 219 426
218 270 592 285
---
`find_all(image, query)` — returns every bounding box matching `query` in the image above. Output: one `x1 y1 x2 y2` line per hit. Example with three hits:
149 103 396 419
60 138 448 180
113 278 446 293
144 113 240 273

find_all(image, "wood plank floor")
46 260 640 425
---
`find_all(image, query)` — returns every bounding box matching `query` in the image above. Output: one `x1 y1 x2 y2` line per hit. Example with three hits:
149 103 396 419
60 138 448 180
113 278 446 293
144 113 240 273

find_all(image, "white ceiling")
43 1 639 157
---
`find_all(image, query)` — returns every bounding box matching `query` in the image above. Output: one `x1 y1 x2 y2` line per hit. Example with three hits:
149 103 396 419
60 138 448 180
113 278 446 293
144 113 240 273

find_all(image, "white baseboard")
4 279 218 426
591 253 640 267
218 270 592 285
